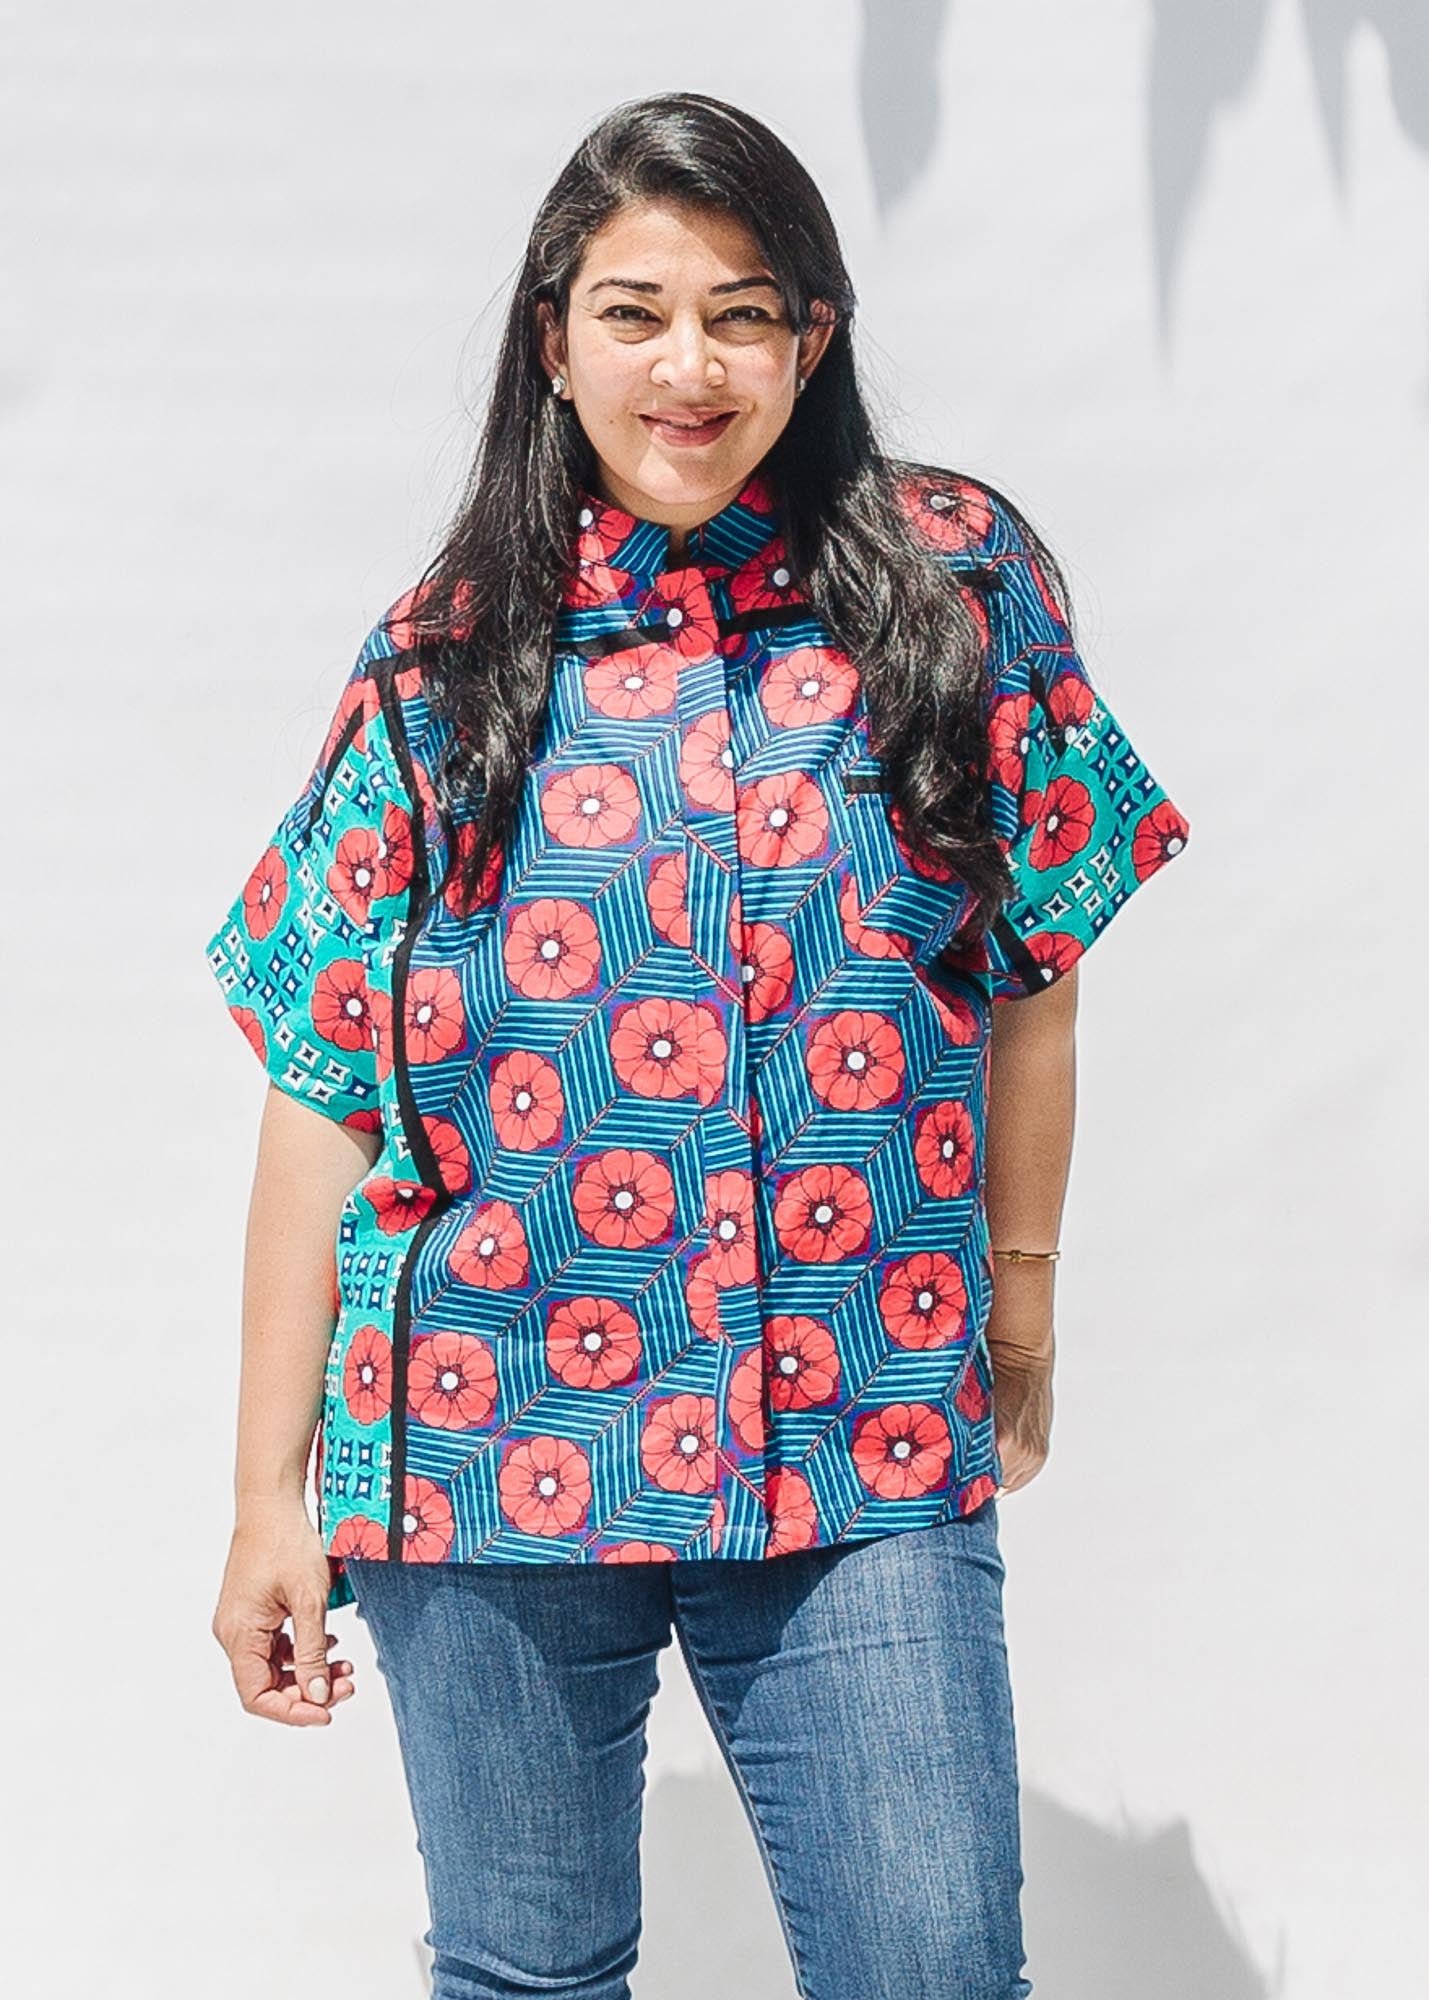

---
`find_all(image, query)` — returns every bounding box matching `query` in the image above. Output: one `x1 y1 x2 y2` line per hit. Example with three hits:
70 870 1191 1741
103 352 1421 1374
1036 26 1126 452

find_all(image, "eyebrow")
584 275 781 299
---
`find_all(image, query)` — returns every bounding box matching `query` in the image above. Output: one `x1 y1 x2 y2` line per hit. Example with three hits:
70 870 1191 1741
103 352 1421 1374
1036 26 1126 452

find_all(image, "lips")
640 411 737 446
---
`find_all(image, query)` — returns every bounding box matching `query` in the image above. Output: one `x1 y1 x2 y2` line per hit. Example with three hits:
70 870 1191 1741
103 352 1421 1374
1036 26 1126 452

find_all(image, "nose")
650 311 728 390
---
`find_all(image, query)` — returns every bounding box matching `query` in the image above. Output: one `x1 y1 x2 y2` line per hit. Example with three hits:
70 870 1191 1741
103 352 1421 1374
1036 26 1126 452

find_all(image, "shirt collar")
559 465 786 611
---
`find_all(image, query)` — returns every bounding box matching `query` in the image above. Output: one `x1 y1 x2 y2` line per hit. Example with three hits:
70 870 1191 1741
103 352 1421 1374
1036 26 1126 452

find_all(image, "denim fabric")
346 1494 1032 1999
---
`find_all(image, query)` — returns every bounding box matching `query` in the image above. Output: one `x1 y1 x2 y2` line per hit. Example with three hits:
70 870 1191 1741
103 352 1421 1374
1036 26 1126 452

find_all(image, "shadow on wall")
857 0 1428 359
624 1772 1283 1999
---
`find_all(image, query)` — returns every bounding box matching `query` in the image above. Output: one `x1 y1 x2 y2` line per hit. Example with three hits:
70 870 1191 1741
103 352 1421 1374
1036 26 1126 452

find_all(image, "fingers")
290 1592 336 1709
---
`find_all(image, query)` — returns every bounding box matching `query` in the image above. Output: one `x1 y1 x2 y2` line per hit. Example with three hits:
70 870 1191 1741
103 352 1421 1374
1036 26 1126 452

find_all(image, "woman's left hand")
986 1275 1055 1495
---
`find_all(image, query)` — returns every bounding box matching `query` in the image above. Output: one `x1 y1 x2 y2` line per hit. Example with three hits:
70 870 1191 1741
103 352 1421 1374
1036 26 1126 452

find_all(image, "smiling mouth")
640 411 737 444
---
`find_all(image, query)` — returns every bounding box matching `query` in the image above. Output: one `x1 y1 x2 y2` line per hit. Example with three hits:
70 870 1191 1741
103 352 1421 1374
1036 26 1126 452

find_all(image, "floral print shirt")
204 465 1190 1607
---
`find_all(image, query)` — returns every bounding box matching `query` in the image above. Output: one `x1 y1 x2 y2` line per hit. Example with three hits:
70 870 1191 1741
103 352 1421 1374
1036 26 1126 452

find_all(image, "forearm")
983 966 1078 1356
234 1085 380 1511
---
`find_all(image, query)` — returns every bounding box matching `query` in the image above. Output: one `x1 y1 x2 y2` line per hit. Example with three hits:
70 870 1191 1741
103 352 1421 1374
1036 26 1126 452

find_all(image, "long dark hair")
399 91 1073 944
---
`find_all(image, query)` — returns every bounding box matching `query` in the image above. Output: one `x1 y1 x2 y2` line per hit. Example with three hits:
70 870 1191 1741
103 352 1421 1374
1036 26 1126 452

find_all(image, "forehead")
575 201 771 291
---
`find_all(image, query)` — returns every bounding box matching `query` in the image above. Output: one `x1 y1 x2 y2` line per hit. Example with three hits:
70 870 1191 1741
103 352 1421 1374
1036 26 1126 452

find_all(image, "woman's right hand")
211 1499 357 1726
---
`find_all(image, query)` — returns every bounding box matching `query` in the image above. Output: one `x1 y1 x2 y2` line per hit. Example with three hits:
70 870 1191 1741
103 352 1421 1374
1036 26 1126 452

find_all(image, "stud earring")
796 375 807 396
551 373 566 396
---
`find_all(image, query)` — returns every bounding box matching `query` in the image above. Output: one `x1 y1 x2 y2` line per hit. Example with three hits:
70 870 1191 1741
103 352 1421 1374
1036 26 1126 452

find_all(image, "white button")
772 566 790 587
666 605 684 627
769 806 789 829
578 506 594 527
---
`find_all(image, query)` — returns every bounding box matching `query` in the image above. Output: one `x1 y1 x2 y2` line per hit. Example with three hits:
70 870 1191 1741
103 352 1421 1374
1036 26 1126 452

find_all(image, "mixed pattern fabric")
204 466 1190 1608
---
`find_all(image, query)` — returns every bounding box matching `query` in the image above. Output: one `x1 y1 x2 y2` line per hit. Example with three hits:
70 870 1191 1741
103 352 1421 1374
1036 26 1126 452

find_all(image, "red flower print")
1024 773 1096 874
913 1098 977 1199
585 644 679 721
772 1162 873 1263
489 1047 565 1151
571 1149 676 1250
1047 669 1095 745
498 1434 592 1536
395 660 424 699
805 1010 906 1112
311 958 374 1054
402 964 467 1064
693 1003 729 1106
640 577 720 659
740 922 795 1023
765 1464 820 1554
898 475 994 554
684 1252 726 1339
361 1177 439 1235
710 1492 726 1552
329 1513 387 1561
646 850 691 946
505 898 602 1001
541 763 642 848
443 819 506 919
958 1473 998 1515
987 691 1037 793
850 1401 952 1499
599 1539 677 1563
545 1296 642 1391
1013 930 1083 987
728 534 802 615
878 1252 969 1349
762 646 859 730
342 1322 393 1424
408 1329 499 1429
448 1199 530 1289
375 799 415 899
400 1474 456 1561
837 874 913 959
703 1169 757 1286
328 826 383 926
680 708 737 812
242 840 286 940
765 1315 841 1410
954 1359 991 1423
422 1114 473 1195
641 1393 718 1495
726 1344 768 1455
737 771 831 868
609 996 703 1099
343 1106 382 1136
369 985 393 1079
1134 798 1190 878
229 1003 267 1063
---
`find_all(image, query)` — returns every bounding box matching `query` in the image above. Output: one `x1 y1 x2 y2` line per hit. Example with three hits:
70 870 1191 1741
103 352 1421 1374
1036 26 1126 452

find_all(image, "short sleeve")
203 630 406 1124
949 490 1192 1000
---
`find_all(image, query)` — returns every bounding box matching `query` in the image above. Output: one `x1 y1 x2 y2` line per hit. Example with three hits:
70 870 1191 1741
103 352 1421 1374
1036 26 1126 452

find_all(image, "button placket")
664 565 772 1554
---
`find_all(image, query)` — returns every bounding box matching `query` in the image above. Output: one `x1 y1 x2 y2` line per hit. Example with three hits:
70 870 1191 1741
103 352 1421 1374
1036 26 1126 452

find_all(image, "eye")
719 306 774 323
602 305 657 322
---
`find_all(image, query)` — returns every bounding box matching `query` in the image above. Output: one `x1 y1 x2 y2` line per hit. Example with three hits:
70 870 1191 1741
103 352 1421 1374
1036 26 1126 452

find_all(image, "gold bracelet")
991 1247 1061 1262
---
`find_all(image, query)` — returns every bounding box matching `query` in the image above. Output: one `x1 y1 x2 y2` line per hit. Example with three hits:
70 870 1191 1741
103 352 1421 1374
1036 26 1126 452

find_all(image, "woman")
206 91 1189 2000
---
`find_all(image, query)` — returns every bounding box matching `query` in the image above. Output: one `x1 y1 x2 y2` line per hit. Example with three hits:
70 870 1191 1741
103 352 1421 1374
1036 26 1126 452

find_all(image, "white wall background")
6 4 1426 1996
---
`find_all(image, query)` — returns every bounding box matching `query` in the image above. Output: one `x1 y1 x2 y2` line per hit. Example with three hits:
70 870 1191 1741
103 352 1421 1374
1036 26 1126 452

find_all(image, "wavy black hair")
399 90 1073 943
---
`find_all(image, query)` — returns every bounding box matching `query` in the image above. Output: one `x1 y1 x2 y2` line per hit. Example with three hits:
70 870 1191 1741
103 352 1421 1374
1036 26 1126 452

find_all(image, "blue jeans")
346 1498 1032 2000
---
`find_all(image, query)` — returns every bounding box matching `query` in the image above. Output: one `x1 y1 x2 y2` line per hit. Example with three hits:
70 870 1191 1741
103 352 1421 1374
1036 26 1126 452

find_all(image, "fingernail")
308 1676 329 1702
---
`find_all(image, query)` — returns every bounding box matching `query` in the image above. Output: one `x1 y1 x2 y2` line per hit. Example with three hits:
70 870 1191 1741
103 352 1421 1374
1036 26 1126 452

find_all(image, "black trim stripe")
991 911 1052 995
372 657 456 1563
303 702 365 836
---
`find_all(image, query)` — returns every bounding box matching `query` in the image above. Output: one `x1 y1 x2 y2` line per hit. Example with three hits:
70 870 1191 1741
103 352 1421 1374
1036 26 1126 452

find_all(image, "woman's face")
539 201 834 540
